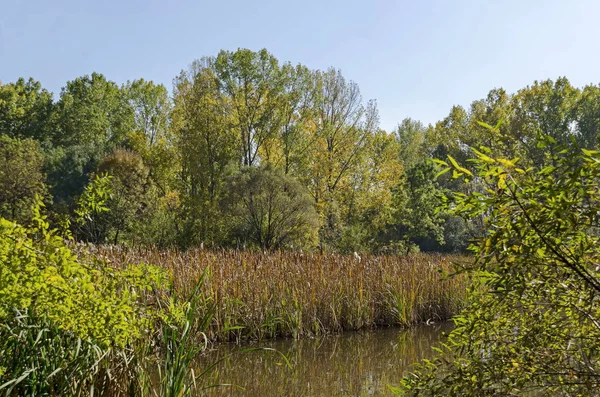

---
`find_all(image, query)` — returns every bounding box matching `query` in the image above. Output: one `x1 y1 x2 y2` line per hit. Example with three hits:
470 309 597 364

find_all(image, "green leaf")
435 167 451 179
448 155 473 176
471 148 496 163
431 158 449 167
476 121 494 131
582 148 599 157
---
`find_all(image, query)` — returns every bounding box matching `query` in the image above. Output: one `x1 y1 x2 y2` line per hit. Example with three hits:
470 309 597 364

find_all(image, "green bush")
0 197 167 394
0 201 165 346
397 133 600 395
223 166 319 250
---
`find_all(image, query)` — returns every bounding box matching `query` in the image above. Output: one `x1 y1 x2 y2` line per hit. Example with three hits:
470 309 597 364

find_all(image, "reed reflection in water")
199 322 452 396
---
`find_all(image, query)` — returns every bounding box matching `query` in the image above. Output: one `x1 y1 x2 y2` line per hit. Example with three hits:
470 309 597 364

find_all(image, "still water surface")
199 322 452 396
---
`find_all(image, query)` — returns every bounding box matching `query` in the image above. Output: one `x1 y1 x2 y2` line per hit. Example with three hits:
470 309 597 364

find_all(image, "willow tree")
223 166 318 250
398 134 600 395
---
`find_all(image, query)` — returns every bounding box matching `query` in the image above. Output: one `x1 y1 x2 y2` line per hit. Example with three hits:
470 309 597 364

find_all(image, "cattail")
91 245 467 341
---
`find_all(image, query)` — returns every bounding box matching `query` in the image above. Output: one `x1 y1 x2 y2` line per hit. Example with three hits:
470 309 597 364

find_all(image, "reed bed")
92 247 468 342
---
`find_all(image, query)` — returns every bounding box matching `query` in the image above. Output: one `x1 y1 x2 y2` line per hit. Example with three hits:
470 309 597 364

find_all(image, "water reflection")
199 323 452 396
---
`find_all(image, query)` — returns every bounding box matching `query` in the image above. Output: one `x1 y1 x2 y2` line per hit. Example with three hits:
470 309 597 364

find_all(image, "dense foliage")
4 48 600 394
0 194 168 394
3 53 600 254
0 196 226 395
0 201 162 346
0 49 453 252
397 132 600 395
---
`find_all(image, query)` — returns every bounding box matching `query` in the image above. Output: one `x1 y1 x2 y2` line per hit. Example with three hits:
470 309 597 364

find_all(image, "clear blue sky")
1 0 599 131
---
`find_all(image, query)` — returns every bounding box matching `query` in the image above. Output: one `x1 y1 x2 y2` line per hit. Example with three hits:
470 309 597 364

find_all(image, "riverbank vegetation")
3 47 600 395
93 247 467 341
397 132 600 395
3 49 598 255
0 200 465 395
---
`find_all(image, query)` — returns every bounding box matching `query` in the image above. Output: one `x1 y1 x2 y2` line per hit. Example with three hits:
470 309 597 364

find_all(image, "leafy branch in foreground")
0 181 240 396
395 133 600 396
0 193 167 395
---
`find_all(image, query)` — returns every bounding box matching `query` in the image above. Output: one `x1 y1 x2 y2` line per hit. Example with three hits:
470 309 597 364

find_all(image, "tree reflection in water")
199 322 452 396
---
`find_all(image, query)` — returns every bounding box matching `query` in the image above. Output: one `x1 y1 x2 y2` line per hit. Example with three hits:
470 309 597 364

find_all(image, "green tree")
338 129 402 253
173 58 238 246
124 78 175 191
47 73 134 207
302 68 379 249
398 136 600 395
53 72 133 148
223 166 319 250
72 173 113 244
215 48 283 167
266 62 316 175
0 135 48 223
0 78 54 144
124 79 171 147
96 149 152 245
428 105 470 164
385 161 446 253
395 118 429 170
573 83 600 149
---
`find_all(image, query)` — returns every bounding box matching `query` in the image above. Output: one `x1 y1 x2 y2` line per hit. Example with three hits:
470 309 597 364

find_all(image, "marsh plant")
0 190 222 396
98 248 468 342
155 274 216 397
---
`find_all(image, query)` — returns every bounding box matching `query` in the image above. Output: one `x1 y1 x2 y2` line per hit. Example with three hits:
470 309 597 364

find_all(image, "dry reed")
91 246 468 342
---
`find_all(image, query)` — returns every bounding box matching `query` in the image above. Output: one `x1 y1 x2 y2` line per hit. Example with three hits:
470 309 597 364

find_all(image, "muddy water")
198 322 452 396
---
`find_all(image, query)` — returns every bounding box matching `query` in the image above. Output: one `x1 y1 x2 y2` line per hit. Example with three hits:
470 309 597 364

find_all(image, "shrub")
0 197 166 394
397 134 600 395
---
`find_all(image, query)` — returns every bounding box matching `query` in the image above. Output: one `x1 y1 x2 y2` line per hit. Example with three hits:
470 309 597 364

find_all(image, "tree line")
1 48 599 252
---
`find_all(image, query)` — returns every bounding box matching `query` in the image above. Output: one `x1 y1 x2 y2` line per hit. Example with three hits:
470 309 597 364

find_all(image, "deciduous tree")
398 134 600 395
0 135 48 223
223 166 319 250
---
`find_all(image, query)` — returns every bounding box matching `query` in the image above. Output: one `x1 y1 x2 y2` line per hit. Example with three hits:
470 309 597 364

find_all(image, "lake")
198 322 452 396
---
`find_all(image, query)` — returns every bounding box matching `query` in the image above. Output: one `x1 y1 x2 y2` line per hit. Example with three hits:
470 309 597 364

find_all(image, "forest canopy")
1 49 599 253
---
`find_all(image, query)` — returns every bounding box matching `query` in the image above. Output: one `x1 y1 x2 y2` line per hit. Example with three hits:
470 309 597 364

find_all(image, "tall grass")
155 273 215 397
93 247 468 342
2 246 467 396
0 309 108 396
